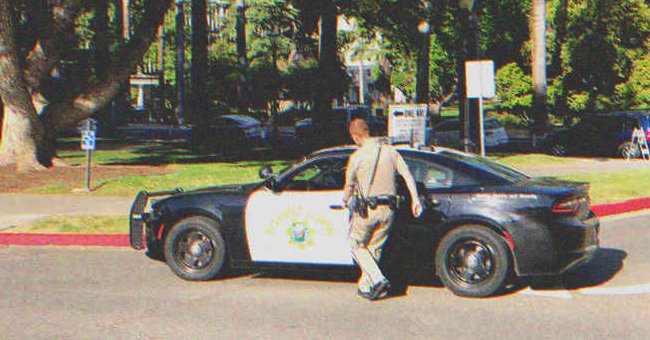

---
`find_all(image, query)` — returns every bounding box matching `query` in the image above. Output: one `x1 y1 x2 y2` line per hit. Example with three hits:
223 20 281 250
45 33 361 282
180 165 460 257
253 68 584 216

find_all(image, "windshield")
437 150 530 183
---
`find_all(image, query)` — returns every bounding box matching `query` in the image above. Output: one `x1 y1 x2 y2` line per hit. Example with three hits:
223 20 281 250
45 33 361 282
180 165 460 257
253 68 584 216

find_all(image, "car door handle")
329 204 344 210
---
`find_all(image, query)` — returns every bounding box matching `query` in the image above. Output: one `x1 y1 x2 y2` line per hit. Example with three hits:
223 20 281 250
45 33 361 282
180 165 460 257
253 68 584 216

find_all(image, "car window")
226 115 259 125
282 157 348 191
216 117 237 126
437 150 529 183
404 158 453 189
436 120 460 132
484 119 502 130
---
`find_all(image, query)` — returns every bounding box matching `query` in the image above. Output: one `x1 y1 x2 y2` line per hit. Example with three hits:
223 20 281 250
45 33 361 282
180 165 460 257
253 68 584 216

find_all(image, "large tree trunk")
236 0 248 109
0 0 45 171
314 0 337 147
0 0 172 171
531 0 549 145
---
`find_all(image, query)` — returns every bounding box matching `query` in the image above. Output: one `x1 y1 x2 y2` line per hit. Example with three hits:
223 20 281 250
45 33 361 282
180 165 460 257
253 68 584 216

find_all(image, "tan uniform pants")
349 205 394 293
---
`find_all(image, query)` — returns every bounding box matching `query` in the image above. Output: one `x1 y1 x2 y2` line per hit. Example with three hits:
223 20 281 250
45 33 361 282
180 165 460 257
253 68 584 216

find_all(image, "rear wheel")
435 225 511 298
164 216 227 281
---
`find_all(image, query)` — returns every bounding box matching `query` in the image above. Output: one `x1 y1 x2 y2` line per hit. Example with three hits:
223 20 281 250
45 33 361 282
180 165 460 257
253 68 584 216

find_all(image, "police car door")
245 156 353 265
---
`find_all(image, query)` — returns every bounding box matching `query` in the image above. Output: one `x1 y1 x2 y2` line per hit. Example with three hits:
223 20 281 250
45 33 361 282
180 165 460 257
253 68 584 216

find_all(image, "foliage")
495 62 532 123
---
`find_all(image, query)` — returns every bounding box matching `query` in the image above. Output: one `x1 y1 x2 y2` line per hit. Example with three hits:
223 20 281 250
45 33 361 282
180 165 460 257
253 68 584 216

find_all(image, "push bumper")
129 188 183 250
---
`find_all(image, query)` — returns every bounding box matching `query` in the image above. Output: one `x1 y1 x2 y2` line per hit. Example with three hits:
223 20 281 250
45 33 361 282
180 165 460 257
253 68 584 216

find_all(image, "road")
1 212 649 339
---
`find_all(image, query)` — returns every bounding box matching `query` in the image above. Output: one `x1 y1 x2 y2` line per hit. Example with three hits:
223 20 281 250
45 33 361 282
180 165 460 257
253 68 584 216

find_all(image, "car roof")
307 140 470 159
222 114 260 124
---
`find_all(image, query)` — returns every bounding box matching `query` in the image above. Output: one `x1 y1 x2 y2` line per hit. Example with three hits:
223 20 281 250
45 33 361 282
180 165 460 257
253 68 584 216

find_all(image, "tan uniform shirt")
345 138 414 197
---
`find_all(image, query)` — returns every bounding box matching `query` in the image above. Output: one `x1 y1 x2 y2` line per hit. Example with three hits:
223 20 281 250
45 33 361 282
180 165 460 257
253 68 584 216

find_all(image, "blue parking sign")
81 130 96 151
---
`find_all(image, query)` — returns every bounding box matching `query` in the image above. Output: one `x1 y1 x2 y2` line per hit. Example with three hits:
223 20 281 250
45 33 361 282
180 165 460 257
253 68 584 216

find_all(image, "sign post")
78 119 97 192
465 60 496 157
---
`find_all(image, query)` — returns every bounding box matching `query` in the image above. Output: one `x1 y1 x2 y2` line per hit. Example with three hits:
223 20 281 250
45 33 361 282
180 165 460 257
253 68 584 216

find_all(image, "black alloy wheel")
435 225 511 298
164 216 227 281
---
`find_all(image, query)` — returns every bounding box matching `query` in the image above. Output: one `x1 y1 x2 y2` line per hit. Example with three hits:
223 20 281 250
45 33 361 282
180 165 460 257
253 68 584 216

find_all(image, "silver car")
433 118 509 149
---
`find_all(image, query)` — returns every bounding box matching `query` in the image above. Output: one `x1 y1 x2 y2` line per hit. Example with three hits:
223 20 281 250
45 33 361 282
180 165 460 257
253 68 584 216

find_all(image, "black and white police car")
129 144 599 298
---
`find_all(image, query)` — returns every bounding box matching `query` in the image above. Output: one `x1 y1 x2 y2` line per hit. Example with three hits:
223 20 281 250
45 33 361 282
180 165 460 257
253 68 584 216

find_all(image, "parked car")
129 143 599 298
543 112 650 158
294 107 387 150
432 118 509 149
206 114 262 151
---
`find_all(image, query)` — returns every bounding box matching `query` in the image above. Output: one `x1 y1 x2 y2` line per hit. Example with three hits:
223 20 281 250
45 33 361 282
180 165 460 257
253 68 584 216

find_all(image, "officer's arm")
342 156 357 204
394 151 423 217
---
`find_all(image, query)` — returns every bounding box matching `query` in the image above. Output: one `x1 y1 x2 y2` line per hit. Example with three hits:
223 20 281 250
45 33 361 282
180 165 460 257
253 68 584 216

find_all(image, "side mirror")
259 166 274 179
264 178 278 191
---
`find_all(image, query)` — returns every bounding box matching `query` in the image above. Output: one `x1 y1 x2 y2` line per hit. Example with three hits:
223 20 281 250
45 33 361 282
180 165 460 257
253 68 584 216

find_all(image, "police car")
129 144 599 298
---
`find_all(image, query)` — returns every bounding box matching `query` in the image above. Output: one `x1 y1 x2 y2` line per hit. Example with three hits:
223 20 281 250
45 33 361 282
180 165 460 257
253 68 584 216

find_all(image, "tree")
530 0 548 142
0 0 172 171
190 0 210 146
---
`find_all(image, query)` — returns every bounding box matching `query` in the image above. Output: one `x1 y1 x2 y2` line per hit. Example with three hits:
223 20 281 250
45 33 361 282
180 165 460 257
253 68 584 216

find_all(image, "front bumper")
129 188 183 250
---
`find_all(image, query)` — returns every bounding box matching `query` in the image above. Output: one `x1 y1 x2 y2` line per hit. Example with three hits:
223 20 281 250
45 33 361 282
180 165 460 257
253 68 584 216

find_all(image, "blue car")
544 112 650 158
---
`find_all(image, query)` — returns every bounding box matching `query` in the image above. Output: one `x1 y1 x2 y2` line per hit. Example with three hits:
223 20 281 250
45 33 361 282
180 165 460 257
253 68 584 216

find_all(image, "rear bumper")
511 213 600 276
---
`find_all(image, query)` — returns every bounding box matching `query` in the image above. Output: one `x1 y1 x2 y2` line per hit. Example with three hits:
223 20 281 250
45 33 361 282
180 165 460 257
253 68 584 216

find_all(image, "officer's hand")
411 199 423 218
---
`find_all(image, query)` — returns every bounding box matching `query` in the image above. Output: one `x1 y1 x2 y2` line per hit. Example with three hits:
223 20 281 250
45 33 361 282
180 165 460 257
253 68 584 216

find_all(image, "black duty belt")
367 195 401 210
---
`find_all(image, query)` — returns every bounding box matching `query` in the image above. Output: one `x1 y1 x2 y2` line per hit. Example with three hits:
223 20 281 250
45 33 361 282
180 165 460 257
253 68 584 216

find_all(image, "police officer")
343 118 423 300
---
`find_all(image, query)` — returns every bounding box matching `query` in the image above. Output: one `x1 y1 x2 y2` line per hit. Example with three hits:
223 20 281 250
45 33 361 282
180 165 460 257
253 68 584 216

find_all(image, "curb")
0 233 129 247
1 199 649 248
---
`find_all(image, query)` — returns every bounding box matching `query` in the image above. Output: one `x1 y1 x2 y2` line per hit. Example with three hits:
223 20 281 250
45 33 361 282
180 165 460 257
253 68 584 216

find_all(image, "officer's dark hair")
349 118 369 136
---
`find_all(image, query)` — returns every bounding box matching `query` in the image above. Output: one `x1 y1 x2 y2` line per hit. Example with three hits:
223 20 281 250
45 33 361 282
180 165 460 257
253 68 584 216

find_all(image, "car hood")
151 182 261 209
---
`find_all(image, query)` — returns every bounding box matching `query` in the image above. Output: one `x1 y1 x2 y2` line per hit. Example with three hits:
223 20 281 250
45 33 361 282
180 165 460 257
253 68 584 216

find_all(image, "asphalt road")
1 212 649 339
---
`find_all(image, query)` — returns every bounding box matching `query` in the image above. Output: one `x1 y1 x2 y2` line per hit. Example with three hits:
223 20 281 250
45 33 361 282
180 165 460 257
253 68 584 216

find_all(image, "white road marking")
520 288 573 299
579 284 650 296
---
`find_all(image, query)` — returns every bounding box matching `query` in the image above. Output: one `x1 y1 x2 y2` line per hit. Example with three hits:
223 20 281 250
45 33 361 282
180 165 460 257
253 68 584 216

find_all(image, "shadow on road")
524 247 627 292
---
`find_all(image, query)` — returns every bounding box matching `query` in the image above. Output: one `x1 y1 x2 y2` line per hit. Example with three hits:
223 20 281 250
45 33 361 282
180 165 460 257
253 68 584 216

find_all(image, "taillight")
645 129 650 141
552 197 579 213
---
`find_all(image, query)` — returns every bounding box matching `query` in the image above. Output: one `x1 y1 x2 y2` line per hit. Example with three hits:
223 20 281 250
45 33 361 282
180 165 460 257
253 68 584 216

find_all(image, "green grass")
10 215 128 234
29 161 291 197
492 154 588 168
557 169 650 205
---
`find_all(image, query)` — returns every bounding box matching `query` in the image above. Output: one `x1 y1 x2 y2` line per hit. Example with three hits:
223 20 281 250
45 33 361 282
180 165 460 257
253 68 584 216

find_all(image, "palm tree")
531 0 548 145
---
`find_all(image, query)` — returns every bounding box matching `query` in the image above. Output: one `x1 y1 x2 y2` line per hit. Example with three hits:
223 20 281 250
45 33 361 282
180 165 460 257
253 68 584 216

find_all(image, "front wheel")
435 225 511 298
164 216 227 281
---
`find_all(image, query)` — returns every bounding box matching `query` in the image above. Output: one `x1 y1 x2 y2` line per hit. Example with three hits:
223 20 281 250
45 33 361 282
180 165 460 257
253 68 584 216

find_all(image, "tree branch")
47 0 173 130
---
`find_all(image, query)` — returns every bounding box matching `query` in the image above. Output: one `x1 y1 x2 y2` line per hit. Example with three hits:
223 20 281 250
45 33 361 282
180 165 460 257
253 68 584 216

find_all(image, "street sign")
388 104 428 146
79 118 98 132
81 130 96 151
465 60 496 157
465 60 495 99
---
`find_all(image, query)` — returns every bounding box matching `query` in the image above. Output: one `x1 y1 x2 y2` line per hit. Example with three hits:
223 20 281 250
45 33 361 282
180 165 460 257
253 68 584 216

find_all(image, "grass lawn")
10 215 128 234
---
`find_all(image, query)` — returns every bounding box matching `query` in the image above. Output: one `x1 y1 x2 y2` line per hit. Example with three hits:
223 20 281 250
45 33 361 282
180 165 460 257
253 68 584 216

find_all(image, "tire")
617 142 639 159
435 225 511 298
164 216 227 281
